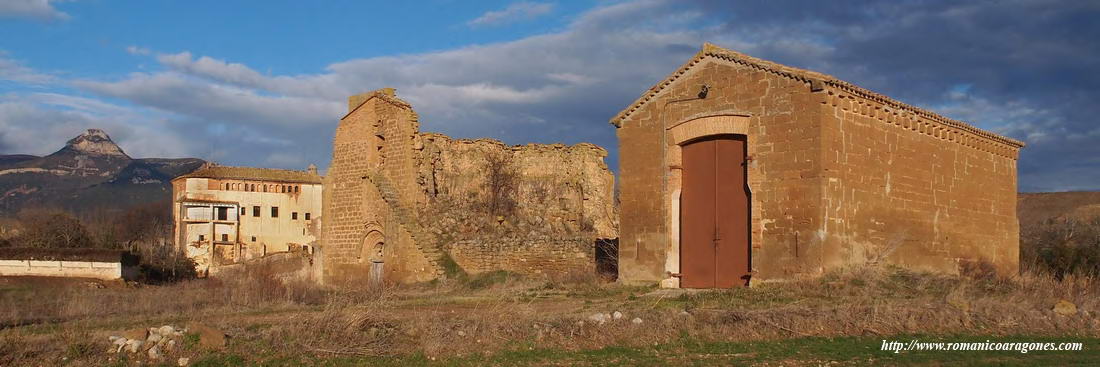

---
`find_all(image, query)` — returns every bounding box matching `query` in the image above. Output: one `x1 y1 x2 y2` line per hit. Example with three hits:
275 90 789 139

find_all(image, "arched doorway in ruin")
359 228 385 287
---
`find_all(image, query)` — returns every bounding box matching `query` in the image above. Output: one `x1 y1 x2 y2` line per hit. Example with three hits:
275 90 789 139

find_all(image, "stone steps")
368 172 446 278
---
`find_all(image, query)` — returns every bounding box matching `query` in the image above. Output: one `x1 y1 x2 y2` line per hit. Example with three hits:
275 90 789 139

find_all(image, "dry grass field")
3 263 1099 366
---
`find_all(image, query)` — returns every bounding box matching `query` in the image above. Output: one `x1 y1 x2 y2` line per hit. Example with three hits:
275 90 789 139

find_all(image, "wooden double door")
680 135 751 288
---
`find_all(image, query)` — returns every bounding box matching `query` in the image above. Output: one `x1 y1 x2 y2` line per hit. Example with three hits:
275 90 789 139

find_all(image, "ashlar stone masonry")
615 43 1024 288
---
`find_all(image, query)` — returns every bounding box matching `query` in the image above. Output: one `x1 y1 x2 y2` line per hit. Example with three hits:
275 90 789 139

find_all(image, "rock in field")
1053 300 1078 316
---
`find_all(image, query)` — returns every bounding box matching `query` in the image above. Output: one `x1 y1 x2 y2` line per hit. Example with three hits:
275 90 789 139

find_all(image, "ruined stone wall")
322 89 615 284
412 134 616 278
414 134 617 241
321 90 435 285
444 236 594 277
819 90 1021 275
616 59 825 284
322 89 617 284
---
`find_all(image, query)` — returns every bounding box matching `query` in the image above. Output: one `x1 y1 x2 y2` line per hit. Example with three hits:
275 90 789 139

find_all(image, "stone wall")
0 260 135 281
321 88 617 285
415 134 617 241
444 237 595 277
819 90 1020 274
322 89 436 285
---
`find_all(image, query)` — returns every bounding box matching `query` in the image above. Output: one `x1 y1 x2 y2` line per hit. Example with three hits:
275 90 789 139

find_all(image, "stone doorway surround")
662 114 754 288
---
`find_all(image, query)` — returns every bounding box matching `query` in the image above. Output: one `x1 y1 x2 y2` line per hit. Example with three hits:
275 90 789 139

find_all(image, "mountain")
0 129 205 216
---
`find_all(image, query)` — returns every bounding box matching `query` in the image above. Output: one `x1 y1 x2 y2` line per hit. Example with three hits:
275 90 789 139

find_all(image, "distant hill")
0 129 205 216
1018 191 1100 227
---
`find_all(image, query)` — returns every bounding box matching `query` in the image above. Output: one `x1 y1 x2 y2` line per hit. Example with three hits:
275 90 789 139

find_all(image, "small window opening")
271 207 279 218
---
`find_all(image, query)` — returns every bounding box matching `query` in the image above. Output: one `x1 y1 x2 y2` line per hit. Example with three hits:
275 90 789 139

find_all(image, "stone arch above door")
668 114 750 146
358 224 384 264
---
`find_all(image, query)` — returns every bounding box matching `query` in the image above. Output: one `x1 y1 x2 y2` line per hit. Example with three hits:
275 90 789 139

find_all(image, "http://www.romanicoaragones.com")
881 340 1083 354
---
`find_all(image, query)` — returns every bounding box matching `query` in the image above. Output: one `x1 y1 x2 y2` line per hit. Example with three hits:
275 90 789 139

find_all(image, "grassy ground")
2 265 1099 366
188 335 1100 366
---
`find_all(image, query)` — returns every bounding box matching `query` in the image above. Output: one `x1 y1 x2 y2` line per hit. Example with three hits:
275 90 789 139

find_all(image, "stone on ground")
1053 300 1078 316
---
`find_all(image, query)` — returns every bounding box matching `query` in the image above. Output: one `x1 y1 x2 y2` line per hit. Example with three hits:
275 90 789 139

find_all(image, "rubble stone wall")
444 237 595 276
321 89 617 285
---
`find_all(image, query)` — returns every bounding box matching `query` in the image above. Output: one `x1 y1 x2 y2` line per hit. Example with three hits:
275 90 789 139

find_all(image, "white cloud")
468 1 554 27
38 0 1099 190
73 72 343 128
125 46 152 56
0 54 55 84
0 93 189 158
0 0 73 21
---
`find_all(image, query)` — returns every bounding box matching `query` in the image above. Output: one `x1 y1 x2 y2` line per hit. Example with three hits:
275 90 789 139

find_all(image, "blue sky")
1 0 1098 192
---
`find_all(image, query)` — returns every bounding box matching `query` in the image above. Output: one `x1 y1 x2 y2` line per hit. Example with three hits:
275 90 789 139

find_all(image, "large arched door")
681 135 751 288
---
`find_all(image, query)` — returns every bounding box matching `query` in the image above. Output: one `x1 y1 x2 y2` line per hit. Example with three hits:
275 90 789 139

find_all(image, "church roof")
611 43 1024 149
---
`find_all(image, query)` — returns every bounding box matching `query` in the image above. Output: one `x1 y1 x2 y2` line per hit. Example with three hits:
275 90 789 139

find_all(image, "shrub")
482 152 518 217
1021 217 1100 278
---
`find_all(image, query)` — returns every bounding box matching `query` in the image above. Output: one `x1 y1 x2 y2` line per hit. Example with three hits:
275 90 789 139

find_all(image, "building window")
305 212 311 221
198 235 205 241
221 234 229 242
250 184 255 191
253 206 260 217
271 207 279 218
240 207 246 215
292 212 298 220
216 207 228 221
251 236 257 242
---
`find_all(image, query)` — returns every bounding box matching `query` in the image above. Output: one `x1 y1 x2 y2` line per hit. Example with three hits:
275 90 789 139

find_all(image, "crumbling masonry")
320 88 617 285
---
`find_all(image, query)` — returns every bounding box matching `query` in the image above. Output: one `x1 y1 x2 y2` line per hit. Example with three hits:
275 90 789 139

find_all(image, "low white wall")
0 259 124 281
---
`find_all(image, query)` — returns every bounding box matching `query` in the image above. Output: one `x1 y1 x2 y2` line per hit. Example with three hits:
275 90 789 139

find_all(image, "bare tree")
483 152 518 217
15 209 93 248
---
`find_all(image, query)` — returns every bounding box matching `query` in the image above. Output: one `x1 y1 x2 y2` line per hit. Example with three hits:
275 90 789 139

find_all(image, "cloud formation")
2 0 1098 192
0 93 188 158
0 0 72 20
0 54 54 84
468 1 554 27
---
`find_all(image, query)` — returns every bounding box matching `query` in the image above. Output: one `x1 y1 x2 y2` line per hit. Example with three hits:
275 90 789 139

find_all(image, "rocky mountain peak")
64 129 129 157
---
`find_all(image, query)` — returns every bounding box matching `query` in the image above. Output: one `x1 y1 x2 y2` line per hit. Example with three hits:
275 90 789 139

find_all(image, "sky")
0 0 1098 192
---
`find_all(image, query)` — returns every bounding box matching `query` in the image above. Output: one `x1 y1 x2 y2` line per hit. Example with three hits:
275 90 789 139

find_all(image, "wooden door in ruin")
681 135 751 288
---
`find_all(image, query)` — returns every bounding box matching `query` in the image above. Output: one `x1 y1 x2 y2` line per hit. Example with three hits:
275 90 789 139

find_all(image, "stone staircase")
367 172 447 278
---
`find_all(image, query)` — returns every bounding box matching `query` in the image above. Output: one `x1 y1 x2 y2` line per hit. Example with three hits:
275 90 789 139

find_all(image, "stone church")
614 43 1024 288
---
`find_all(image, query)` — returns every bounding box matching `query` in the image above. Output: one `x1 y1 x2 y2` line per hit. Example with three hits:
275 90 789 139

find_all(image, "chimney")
307 164 318 175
